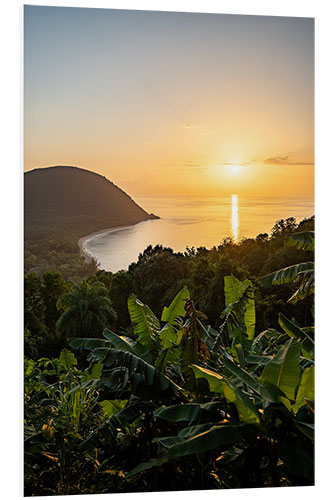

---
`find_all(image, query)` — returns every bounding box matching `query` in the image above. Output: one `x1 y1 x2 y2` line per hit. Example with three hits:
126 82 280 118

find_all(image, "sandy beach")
77 224 137 264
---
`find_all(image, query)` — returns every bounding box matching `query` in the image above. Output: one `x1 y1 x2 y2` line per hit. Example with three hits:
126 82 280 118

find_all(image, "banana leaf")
100 399 127 418
160 287 190 348
261 262 313 287
221 378 260 424
58 348 77 370
293 366 314 413
128 294 161 356
221 351 284 403
259 338 300 401
286 231 314 252
278 313 314 358
89 347 183 395
191 364 260 424
224 275 255 340
154 402 221 422
287 269 314 304
68 337 111 351
191 365 225 394
154 344 179 372
127 423 251 477
102 328 152 363
294 420 314 441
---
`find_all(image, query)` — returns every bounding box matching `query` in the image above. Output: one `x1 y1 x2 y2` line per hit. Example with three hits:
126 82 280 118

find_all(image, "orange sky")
24 7 314 198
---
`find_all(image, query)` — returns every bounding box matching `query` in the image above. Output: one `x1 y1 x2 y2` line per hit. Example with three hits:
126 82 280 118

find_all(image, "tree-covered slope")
24 166 159 279
25 165 158 232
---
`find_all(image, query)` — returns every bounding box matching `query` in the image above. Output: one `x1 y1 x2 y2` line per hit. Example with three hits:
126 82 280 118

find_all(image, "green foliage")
224 275 255 340
261 262 314 287
160 286 190 347
24 219 315 494
87 344 183 397
127 294 161 359
293 366 314 414
124 273 314 486
24 350 105 495
42 271 70 330
278 313 314 358
261 231 314 305
56 280 117 339
259 338 301 401
128 424 251 477
286 231 314 252
154 402 221 423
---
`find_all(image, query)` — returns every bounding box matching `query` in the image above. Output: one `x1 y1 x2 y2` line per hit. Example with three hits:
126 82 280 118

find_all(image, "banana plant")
65 288 195 462
261 231 314 304
209 275 256 369
128 334 313 483
68 288 194 414
127 276 314 484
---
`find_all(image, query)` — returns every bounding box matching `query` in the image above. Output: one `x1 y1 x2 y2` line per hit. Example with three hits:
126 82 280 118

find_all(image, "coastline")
78 223 142 265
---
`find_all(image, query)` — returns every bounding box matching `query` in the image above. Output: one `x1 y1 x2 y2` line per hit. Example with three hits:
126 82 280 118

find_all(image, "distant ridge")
25 165 159 234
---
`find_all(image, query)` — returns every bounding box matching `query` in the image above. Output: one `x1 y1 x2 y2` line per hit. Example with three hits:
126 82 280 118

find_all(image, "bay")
85 195 314 273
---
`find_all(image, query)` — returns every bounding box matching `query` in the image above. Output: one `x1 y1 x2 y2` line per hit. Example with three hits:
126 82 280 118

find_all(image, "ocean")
84 195 314 273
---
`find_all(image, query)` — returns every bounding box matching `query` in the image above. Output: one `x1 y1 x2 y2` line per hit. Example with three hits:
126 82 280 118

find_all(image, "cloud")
183 122 202 130
183 160 207 173
219 161 252 167
183 123 213 135
185 160 203 167
264 156 314 166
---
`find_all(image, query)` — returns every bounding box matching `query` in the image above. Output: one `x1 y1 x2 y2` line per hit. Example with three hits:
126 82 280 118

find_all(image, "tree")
56 280 117 338
42 271 70 333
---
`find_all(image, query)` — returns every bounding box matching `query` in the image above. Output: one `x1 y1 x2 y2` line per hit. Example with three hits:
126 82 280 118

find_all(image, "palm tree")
56 280 117 338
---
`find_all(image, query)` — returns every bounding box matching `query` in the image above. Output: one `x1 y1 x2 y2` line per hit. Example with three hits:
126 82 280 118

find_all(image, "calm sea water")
85 195 314 273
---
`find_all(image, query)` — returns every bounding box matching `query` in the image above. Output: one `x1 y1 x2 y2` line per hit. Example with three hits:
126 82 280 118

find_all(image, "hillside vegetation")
24 216 315 494
24 166 158 280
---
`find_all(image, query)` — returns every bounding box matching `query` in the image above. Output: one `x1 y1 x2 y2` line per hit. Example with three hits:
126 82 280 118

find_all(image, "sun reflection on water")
231 194 239 242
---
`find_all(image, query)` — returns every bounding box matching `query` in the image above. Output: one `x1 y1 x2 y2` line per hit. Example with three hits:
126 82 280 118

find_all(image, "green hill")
24 166 159 279
25 165 158 231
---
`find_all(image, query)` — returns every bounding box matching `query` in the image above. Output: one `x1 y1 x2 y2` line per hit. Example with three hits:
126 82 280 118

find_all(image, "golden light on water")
231 194 239 242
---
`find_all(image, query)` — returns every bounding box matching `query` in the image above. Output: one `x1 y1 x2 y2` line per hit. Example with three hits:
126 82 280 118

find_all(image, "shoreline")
78 222 144 265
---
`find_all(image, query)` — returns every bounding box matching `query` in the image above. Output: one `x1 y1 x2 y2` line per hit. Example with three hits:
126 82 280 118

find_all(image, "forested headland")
24 214 314 495
24 166 159 280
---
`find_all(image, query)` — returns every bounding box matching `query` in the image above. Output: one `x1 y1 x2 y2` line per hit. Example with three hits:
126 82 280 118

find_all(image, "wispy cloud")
264 156 314 166
183 122 202 130
182 123 213 136
218 161 252 167
185 160 203 167
183 160 207 173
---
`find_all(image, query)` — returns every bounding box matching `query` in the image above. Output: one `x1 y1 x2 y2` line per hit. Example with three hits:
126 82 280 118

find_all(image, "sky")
24 6 314 197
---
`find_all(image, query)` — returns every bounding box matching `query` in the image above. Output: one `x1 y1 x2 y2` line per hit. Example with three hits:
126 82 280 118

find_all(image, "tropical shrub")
24 223 315 493
65 274 314 490
24 349 105 495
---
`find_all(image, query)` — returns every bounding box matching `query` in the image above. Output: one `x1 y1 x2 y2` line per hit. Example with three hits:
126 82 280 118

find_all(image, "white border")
1 1 332 499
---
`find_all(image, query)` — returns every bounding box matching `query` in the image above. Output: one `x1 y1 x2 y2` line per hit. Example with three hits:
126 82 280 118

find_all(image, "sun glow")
232 164 241 174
